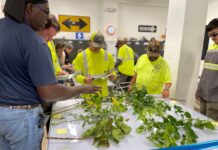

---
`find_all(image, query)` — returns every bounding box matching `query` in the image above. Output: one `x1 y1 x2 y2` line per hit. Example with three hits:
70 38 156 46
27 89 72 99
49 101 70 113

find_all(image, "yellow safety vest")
47 41 62 76
117 44 134 76
73 48 116 97
134 54 171 94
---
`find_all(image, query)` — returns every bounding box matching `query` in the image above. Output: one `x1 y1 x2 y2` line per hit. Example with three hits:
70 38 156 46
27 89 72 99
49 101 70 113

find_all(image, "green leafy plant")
128 87 215 148
82 115 131 147
111 97 127 112
81 94 103 111
194 119 215 130
51 88 216 148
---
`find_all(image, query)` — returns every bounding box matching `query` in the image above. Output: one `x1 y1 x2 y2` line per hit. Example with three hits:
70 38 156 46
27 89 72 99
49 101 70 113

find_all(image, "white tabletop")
47 98 218 150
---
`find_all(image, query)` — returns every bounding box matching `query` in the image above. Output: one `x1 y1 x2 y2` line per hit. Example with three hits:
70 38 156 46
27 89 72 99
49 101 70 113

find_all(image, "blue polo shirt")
0 17 57 105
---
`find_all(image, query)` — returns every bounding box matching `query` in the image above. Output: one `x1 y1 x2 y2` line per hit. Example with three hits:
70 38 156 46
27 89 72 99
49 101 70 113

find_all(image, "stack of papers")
56 74 74 81
91 74 111 80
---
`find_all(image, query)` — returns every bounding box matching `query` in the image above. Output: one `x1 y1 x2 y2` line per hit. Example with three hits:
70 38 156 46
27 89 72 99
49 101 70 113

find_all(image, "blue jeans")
0 107 44 150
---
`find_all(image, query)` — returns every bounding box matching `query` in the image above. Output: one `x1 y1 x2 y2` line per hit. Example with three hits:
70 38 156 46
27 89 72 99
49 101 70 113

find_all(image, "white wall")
118 0 169 7
49 0 101 40
117 2 168 41
207 0 218 23
0 0 216 41
48 0 169 55
48 0 169 41
0 0 4 18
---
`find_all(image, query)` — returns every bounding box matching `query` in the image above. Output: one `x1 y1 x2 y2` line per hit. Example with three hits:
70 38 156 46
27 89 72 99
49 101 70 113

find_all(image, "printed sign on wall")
59 15 90 33
75 32 84 40
138 25 157 33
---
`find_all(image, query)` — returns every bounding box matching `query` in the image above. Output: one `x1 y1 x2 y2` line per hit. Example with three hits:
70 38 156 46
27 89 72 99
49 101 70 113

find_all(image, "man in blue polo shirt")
0 0 100 150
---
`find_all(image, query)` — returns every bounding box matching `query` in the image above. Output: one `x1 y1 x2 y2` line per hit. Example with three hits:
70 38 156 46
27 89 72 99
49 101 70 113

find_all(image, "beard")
148 56 158 61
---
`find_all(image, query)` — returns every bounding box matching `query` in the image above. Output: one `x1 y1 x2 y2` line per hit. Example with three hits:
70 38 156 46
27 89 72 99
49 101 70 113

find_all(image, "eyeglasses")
147 50 159 55
34 4 50 16
147 47 160 54
208 32 218 38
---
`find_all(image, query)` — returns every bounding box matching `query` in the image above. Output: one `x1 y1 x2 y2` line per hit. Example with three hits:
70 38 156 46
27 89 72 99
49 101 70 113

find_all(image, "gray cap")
90 31 105 48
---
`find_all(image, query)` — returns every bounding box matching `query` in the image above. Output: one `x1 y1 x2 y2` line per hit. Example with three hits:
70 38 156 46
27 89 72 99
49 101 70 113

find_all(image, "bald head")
4 0 48 23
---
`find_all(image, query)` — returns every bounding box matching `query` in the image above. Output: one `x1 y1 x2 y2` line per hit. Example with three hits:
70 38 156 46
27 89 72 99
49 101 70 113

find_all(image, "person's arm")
108 68 117 81
37 84 101 103
195 86 201 101
84 75 93 84
162 82 172 98
128 57 140 92
134 52 139 65
57 70 69 76
108 53 117 81
128 73 137 92
47 41 63 76
163 82 171 91
115 59 122 69
62 51 66 65
161 61 172 98
29 43 99 103
115 47 124 69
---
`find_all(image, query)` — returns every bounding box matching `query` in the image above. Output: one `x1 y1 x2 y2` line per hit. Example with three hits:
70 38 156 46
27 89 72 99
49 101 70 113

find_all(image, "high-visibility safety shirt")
134 54 172 94
47 41 62 76
117 44 134 76
196 43 218 102
73 48 116 97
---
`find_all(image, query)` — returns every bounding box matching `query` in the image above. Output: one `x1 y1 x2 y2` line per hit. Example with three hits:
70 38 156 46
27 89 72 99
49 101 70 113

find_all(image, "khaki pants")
200 98 218 121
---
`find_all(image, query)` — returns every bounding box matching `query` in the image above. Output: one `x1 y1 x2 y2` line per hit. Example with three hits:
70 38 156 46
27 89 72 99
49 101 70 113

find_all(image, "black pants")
200 98 218 121
118 72 132 83
41 103 53 133
117 73 132 90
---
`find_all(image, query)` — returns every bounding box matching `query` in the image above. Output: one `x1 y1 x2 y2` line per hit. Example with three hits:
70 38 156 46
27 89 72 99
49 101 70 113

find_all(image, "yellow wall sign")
58 15 90 33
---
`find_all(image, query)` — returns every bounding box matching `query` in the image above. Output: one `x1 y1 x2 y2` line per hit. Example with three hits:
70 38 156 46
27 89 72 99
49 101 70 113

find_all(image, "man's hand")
195 93 200 101
62 64 74 71
108 74 116 81
57 70 69 76
81 84 102 94
128 86 132 92
84 76 93 84
162 82 171 98
37 84 102 103
162 89 170 98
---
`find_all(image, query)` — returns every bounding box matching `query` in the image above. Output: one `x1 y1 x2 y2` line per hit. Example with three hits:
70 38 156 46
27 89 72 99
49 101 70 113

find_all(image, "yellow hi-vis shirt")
117 44 134 76
73 48 116 96
134 54 172 94
209 43 218 50
47 41 62 76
